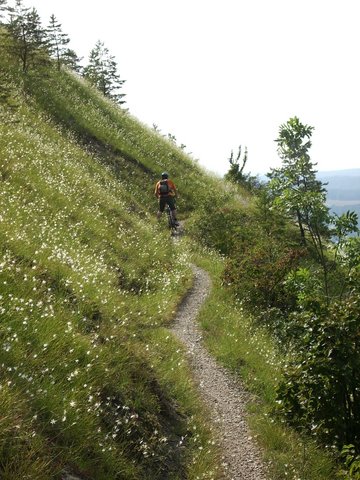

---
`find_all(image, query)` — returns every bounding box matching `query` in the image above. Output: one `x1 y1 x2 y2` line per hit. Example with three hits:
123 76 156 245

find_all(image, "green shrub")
276 294 360 450
340 445 360 479
224 237 304 310
188 194 252 255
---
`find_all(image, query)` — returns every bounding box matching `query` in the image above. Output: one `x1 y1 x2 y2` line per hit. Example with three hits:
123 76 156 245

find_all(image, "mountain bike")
165 205 178 236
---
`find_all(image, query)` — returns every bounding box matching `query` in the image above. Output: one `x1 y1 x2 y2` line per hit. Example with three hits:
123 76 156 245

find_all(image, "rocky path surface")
171 265 267 480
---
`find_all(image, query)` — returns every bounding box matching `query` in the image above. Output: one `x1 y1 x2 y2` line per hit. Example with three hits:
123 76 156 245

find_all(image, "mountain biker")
154 172 179 226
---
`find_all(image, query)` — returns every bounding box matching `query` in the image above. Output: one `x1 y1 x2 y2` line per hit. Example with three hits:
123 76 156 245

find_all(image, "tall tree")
0 0 8 24
46 14 70 70
267 116 331 298
61 48 83 73
7 0 49 72
83 40 126 105
268 117 328 244
0 0 9 58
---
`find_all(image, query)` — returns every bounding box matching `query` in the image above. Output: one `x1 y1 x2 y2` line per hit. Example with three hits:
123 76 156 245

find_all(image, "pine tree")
0 4 19 119
83 40 126 105
61 48 83 73
46 14 70 70
7 0 49 72
0 0 8 24
0 0 9 52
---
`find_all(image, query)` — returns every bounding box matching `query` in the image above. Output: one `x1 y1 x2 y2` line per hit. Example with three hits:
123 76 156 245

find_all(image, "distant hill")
318 168 360 177
259 168 360 217
318 168 360 217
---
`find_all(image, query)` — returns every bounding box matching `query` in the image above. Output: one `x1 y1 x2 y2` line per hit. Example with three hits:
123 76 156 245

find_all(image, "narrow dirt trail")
171 265 267 480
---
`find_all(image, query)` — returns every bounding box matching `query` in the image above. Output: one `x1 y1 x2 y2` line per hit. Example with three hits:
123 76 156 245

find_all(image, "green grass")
26 68 222 215
0 61 223 478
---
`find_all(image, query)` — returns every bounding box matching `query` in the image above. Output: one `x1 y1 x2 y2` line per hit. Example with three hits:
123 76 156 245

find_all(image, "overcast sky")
25 0 360 176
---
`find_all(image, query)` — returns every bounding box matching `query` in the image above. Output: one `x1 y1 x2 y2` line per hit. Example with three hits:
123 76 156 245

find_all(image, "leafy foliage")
60 47 83 73
0 0 8 23
224 237 303 310
268 116 329 247
216 117 360 478
189 192 251 255
341 445 360 479
276 295 360 450
1 1 82 77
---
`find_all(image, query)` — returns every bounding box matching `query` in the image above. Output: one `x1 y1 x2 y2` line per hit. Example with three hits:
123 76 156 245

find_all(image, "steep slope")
26 68 221 216
0 68 221 479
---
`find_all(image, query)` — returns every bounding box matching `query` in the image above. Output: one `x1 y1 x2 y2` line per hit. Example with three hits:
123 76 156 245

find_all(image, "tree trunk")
296 209 306 245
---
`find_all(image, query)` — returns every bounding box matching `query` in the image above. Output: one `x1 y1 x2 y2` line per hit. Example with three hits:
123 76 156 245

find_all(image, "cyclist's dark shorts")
159 196 176 212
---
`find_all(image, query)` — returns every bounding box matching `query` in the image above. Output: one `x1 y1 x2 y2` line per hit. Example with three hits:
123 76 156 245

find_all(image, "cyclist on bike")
154 172 179 226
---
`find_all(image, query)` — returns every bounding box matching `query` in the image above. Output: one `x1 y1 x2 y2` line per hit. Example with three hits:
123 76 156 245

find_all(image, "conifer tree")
61 48 83 73
7 0 49 72
83 40 126 105
0 5 19 119
46 14 70 70
0 0 9 50
0 0 8 24
0 47 11 109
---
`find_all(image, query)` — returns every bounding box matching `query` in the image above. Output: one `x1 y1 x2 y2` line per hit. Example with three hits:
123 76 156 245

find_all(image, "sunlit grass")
0 67 222 478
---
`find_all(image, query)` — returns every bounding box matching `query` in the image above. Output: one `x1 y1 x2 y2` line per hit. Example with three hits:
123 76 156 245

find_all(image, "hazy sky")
25 0 359 176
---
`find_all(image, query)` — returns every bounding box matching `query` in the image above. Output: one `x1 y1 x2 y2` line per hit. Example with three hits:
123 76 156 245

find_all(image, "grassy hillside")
26 68 221 215
1 29 345 480
0 61 227 479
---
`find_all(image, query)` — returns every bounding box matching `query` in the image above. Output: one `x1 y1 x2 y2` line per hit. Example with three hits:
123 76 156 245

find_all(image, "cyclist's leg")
167 197 179 224
157 197 166 220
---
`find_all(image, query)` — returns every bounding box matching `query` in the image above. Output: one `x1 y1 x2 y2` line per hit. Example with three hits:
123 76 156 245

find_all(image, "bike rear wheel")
166 206 177 235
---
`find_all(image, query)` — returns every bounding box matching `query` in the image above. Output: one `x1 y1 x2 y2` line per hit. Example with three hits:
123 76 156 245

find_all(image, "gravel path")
171 265 268 480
